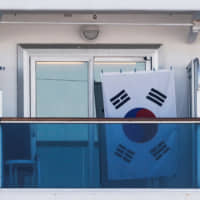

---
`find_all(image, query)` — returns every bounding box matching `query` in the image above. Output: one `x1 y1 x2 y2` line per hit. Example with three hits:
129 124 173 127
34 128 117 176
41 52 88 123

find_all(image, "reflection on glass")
94 61 146 82
0 123 199 188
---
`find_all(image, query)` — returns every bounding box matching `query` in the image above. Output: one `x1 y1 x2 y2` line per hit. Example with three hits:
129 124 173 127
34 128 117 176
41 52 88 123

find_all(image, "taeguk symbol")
123 108 158 143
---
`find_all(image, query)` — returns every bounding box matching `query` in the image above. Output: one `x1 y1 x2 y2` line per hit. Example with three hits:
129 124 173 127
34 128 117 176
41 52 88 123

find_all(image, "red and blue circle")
123 108 158 143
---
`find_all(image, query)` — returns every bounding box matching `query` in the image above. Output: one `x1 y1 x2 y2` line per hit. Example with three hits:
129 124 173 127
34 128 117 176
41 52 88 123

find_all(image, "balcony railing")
0 118 200 188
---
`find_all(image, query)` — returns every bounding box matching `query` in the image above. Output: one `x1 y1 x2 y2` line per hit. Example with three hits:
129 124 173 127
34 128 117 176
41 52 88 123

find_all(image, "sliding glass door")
30 56 148 118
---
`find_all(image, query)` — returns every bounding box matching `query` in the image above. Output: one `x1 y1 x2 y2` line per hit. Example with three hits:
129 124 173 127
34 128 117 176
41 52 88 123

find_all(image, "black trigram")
110 90 131 109
114 144 135 163
146 88 167 106
150 141 170 160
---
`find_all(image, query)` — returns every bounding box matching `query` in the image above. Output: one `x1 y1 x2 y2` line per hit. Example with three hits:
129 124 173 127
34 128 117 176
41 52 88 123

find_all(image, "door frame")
17 44 160 118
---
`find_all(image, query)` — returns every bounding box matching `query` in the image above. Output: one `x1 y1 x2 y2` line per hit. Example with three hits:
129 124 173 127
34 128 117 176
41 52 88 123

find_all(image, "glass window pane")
94 61 146 82
35 61 89 117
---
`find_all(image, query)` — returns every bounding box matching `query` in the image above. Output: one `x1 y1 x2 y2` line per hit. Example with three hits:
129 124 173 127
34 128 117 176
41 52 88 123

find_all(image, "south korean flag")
101 70 177 180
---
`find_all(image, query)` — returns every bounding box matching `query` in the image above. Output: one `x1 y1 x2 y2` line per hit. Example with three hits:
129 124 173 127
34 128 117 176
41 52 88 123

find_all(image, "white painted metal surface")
0 21 194 26
0 0 200 11
0 189 200 200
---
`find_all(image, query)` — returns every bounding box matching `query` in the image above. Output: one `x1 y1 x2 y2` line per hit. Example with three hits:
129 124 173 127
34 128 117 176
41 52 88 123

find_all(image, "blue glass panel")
0 123 199 188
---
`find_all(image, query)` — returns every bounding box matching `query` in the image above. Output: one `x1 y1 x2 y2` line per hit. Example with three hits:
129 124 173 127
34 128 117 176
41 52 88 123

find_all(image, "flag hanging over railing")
101 70 177 180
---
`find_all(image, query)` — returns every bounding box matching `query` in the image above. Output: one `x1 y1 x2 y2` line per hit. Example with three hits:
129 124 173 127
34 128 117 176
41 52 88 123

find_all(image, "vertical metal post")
192 62 195 117
187 59 197 187
0 125 2 188
88 57 95 187
192 61 197 187
0 91 3 187
194 58 200 187
30 57 36 117
187 58 200 187
197 125 200 188
88 57 94 117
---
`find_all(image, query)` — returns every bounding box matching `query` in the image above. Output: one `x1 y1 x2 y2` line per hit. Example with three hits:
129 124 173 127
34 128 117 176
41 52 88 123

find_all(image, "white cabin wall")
0 0 200 10
0 14 199 117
